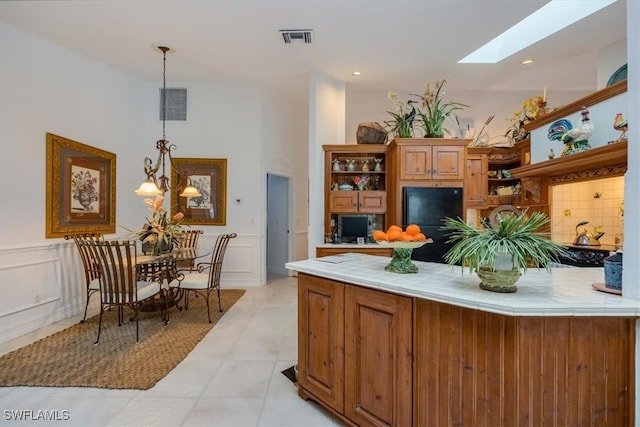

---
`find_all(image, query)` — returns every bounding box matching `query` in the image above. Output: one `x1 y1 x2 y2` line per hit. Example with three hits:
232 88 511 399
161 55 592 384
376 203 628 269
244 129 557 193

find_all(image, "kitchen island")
286 253 638 427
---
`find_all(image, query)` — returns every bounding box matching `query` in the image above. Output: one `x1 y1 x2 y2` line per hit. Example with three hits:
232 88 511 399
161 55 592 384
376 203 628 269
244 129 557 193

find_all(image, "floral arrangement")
413 78 468 138
134 196 185 255
384 91 416 138
505 95 548 142
352 175 369 191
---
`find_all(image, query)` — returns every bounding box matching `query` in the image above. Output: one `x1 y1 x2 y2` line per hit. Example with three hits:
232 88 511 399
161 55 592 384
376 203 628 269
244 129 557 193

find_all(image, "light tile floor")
0 277 343 427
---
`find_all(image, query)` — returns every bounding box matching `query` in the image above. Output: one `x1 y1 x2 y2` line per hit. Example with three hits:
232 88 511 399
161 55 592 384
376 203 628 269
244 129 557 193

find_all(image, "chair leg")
81 291 90 323
94 306 105 345
216 285 222 313
204 290 212 323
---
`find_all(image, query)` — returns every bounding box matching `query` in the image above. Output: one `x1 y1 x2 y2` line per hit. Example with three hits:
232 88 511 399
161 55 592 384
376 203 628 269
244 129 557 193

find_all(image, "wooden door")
344 285 413 427
329 191 358 213
297 274 345 412
399 145 432 180
358 191 387 213
465 154 488 207
432 145 464 179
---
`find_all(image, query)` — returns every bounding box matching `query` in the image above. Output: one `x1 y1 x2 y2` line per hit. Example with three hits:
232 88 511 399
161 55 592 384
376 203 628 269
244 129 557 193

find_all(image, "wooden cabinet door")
432 145 464 179
465 155 488 207
298 274 345 412
399 146 432 180
329 191 358 213
344 285 413 427
358 191 387 213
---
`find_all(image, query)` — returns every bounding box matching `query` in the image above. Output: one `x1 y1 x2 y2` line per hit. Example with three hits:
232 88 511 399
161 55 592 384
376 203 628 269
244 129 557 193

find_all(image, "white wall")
346 87 590 146
308 74 346 255
0 23 307 342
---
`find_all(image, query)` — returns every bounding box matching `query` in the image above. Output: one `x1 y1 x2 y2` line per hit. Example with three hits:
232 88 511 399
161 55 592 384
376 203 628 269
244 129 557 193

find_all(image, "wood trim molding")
523 80 627 131
510 141 627 184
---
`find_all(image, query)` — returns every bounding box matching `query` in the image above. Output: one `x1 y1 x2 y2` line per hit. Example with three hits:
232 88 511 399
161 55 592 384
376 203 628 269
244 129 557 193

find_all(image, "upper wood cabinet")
398 143 465 180
465 147 491 208
387 138 469 226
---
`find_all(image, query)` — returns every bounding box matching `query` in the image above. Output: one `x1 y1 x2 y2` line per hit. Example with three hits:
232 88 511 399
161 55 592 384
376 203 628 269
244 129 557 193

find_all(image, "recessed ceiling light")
458 0 617 63
352 71 361 76
521 59 535 65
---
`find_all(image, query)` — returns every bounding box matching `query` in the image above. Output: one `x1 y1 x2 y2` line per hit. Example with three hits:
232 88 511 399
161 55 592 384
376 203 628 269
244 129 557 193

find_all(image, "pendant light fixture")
135 46 201 198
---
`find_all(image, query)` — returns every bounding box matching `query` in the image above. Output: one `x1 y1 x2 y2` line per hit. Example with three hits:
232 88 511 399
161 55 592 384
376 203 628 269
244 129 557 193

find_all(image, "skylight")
458 0 617 63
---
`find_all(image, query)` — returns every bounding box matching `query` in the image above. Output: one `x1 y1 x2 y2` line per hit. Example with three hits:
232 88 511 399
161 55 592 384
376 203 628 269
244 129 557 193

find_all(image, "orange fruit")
387 230 403 241
414 233 427 241
401 232 414 242
405 224 421 236
373 230 388 241
387 225 402 234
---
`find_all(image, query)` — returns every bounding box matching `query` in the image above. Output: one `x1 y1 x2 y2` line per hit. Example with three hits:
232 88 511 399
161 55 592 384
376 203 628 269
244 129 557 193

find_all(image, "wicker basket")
357 122 388 144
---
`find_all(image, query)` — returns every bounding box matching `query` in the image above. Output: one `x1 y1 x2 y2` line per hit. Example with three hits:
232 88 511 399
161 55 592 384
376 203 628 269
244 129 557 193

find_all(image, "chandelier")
135 46 200 198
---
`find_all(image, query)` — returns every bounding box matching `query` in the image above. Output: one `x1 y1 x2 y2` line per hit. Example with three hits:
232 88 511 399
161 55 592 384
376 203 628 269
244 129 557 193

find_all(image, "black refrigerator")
403 187 463 264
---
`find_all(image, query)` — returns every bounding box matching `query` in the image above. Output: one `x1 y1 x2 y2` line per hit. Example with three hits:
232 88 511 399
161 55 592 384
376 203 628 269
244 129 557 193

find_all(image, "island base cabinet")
344 285 413 427
297 273 413 427
414 299 636 426
297 274 345 413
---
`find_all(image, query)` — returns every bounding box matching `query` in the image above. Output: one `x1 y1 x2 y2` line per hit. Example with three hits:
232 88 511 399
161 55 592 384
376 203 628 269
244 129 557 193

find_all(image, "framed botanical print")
170 158 227 225
45 133 116 238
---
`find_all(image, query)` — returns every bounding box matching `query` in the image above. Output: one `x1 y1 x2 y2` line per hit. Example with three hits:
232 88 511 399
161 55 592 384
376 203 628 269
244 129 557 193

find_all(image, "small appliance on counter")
573 221 605 246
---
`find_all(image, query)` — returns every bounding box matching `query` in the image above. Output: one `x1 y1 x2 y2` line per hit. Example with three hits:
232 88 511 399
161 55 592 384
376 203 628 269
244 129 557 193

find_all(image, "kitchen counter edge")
286 253 639 317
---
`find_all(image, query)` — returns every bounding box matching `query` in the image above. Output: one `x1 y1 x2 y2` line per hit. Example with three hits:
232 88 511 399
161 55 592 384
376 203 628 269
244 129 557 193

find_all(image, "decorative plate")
375 239 432 249
338 184 354 191
489 204 521 228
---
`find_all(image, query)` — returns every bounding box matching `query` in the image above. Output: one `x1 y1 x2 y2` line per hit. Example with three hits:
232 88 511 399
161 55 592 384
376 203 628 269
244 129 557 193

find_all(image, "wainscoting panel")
0 242 86 343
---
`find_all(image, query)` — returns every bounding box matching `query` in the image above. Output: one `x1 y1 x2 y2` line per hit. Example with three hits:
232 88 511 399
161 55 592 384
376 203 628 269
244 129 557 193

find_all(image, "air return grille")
160 88 187 121
279 29 313 44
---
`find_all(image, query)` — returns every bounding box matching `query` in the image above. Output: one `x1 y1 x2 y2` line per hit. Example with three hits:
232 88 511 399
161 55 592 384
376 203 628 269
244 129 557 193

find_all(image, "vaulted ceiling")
0 1 627 92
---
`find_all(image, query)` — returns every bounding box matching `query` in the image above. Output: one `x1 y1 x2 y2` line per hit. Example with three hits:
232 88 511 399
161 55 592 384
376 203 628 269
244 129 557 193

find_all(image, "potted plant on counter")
441 210 569 293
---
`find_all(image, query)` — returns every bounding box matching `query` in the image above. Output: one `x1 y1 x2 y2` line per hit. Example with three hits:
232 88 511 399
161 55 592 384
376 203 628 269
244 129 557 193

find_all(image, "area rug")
0 289 245 390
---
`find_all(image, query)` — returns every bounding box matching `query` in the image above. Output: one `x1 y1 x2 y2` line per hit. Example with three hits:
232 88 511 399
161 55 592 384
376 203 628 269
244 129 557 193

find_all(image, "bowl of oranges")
372 224 432 273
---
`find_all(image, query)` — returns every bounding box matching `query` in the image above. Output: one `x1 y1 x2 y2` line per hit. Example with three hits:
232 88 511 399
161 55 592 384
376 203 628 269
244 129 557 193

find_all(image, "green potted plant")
441 210 569 293
384 91 416 138
413 78 469 138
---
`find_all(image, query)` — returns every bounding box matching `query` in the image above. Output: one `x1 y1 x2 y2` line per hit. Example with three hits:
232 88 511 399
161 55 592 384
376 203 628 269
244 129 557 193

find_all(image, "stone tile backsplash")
551 176 624 247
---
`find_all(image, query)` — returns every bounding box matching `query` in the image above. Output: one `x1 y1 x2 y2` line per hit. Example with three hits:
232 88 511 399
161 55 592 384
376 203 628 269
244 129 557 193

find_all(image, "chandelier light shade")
135 46 201 198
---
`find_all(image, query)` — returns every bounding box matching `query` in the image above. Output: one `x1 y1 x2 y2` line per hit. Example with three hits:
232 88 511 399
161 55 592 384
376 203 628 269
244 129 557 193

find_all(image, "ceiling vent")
279 29 312 44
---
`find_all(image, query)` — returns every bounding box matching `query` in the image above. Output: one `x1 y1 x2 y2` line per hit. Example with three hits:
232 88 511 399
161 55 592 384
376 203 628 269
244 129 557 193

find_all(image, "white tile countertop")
286 253 640 317
316 243 384 248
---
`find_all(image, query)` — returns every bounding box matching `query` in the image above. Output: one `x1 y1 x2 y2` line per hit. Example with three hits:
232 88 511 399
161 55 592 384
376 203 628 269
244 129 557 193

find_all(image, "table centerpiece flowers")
134 196 186 255
413 78 468 138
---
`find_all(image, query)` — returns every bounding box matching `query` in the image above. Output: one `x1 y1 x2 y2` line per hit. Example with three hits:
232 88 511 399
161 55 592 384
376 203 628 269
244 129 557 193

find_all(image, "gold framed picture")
45 133 116 238
170 158 227 225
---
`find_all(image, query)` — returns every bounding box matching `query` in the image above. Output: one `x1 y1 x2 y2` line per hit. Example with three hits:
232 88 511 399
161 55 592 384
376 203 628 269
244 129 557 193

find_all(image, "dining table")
136 247 211 312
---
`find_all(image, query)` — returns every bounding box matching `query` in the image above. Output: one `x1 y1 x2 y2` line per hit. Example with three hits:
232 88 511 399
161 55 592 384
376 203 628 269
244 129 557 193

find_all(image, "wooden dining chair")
176 229 203 271
169 233 237 323
83 239 169 344
64 233 104 323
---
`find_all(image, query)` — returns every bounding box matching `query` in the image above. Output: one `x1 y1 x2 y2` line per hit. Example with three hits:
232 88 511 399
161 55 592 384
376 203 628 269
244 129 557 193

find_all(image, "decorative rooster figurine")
561 107 593 155
613 113 628 141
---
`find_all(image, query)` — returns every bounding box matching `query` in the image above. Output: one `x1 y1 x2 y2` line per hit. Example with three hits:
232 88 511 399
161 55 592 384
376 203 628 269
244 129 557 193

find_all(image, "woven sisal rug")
0 289 245 390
